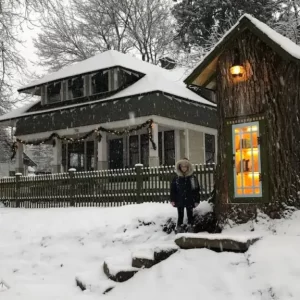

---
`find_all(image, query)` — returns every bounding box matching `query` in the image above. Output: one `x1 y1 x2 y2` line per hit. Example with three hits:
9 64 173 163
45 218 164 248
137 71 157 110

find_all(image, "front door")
109 138 123 169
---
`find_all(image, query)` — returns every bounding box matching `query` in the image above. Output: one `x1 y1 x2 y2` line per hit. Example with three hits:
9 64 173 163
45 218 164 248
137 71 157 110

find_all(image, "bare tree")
118 0 176 64
33 0 176 70
273 0 300 44
33 1 93 71
73 0 133 53
0 0 54 115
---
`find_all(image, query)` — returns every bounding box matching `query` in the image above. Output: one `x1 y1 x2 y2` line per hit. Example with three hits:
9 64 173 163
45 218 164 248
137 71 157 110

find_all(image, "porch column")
15 142 24 174
52 138 62 173
184 129 190 159
97 132 108 170
149 122 159 166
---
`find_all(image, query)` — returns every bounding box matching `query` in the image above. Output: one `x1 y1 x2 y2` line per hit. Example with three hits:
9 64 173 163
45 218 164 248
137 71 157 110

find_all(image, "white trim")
151 115 217 135
232 121 262 198
98 131 108 163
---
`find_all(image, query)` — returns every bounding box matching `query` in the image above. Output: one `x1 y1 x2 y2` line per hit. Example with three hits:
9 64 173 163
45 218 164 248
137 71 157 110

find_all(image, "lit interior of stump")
233 122 262 197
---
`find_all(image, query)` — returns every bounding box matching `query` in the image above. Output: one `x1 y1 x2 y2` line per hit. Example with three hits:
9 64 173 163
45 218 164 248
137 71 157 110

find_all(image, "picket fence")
0 164 215 208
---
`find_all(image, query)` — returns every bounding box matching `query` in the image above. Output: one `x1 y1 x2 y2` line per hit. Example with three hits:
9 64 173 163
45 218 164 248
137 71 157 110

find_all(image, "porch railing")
0 164 215 208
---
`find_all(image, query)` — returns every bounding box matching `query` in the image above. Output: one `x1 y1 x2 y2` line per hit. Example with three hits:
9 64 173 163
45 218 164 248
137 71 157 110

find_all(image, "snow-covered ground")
1 203 300 300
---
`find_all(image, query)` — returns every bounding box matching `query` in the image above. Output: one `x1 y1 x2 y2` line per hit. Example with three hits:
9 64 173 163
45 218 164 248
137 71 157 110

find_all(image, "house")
0 131 37 177
0 50 217 174
184 14 300 221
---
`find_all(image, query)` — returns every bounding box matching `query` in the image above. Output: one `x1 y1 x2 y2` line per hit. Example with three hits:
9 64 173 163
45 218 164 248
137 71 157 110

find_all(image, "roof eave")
0 119 17 127
2 90 216 124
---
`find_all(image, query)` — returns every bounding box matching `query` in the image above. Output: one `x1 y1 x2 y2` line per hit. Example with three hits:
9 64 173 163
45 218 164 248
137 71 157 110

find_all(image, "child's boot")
176 225 185 234
186 224 194 233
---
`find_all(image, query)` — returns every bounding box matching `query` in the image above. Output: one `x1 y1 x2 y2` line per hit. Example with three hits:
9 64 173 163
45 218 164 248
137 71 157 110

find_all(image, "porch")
14 116 217 173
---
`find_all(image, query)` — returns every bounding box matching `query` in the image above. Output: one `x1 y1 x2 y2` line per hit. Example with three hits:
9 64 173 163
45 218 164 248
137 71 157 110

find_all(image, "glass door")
109 138 124 169
233 122 262 198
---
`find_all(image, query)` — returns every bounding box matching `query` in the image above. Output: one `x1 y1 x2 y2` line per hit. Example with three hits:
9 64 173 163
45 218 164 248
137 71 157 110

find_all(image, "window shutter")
61 81 67 101
41 86 46 105
84 75 90 96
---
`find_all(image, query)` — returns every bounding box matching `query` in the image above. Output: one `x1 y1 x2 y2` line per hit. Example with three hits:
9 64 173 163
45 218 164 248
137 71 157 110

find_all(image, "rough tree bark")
215 29 300 222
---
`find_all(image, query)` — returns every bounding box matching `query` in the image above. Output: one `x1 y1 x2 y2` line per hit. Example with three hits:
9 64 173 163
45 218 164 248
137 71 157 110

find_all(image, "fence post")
15 173 21 208
69 168 76 206
135 164 143 203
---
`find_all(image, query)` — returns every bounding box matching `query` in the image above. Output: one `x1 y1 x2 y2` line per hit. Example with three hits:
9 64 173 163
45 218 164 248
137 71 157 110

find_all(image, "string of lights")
11 119 157 159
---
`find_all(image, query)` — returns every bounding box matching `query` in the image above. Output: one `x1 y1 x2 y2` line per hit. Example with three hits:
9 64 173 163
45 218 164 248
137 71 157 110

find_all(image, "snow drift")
0 203 300 300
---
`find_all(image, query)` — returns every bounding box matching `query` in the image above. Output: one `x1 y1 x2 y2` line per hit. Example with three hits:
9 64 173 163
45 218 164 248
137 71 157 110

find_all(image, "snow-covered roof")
20 50 188 91
0 51 215 124
185 14 300 83
0 101 39 125
0 73 215 123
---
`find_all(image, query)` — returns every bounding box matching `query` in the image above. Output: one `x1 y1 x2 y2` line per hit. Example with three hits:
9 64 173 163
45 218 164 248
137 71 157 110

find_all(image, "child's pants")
177 206 193 226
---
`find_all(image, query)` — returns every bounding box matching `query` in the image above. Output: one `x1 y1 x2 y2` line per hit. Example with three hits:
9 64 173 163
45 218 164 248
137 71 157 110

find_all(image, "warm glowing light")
230 65 245 77
247 172 260 177
247 126 258 132
247 149 258 155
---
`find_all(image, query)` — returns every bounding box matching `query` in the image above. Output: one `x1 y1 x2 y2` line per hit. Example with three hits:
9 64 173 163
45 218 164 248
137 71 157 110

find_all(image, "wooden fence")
0 164 215 208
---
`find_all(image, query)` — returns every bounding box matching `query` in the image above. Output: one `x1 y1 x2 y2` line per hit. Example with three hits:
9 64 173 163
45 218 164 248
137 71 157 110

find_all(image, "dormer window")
47 82 61 103
67 76 84 99
119 69 140 88
91 71 109 94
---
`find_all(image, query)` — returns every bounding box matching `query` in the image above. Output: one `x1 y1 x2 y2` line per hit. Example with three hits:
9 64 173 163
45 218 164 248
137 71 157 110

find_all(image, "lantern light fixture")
230 65 245 77
230 49 245 78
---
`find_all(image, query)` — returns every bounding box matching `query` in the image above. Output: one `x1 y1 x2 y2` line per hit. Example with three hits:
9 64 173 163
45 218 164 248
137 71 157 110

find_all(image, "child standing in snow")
170 158 200 233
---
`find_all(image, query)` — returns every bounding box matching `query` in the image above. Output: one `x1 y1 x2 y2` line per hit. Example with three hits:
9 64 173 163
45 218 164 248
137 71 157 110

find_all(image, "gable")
185 14 300 87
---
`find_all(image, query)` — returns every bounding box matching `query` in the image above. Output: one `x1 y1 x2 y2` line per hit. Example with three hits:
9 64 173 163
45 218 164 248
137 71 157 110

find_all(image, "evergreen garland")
11 119 156 159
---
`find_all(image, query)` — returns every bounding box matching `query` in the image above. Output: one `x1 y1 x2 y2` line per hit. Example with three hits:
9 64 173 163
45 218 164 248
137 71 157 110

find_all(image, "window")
47 82 61 103
119 69 140 88
68 143 85 171
159 130 175 166
91 71 109 94
67 76 84 99
205 134 216 163
129 135 139 167
233 122 262 197
128 134 149 167
62 141 95 172
86 141 95 171
164 131 175 166
109 139 124 169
